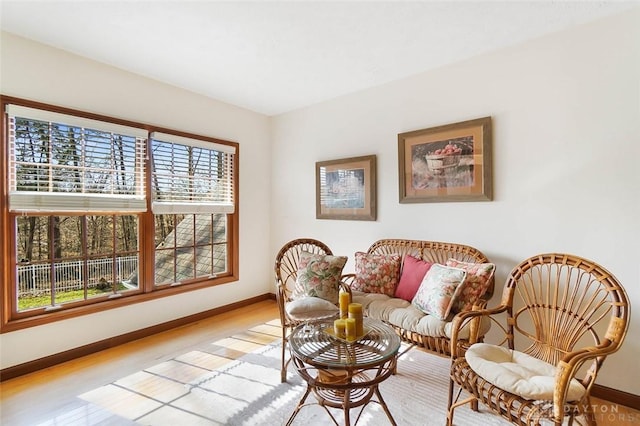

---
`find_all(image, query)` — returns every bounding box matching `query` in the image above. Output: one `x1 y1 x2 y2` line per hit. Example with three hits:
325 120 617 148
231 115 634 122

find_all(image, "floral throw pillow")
394 255 433 302
411 264 467 320
445 259 496 313
292 251 347 304
352 252 401 297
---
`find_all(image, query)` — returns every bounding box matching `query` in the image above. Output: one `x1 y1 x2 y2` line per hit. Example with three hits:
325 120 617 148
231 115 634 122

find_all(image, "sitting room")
1 2 638 425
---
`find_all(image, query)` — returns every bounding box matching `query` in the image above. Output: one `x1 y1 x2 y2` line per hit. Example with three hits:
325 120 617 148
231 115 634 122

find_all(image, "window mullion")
82 216 88 300
48 216 56 309
81 128 87 195
48 122 54 193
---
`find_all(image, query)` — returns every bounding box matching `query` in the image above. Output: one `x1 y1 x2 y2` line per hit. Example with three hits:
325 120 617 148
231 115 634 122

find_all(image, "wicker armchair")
274 238 349 382
447 253 630 426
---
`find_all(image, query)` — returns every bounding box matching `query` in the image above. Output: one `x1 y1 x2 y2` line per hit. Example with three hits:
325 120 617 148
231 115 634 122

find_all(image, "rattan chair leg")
447 379 455 413
584 395 598 426
281 329 287 382
575 401 597 426
471 398 478 411
447 392 476 426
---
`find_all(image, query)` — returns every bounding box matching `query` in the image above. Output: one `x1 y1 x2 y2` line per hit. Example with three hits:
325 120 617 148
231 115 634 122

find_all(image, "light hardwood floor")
1 299 637 425
1 300 281 425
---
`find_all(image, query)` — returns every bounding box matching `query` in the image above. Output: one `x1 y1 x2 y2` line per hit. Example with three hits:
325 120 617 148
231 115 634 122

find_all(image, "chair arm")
562 342 616 366
338 274 355 302
340 273 356 288
275 279 289 323
339 281 353 298
552 341 617 421
558 340 619 386
275 278 286 301
449 304 509 358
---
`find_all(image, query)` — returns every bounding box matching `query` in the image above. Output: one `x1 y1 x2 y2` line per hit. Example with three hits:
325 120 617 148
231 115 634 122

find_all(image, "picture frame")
398 117 492 203
316 155 376 221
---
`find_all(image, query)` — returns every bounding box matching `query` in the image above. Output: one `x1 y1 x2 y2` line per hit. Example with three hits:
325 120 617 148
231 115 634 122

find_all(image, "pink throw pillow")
394 255 433 301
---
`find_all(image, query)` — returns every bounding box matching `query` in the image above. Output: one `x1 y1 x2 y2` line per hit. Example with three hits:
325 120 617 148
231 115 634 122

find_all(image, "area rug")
77 321 513 425
183 342 511 426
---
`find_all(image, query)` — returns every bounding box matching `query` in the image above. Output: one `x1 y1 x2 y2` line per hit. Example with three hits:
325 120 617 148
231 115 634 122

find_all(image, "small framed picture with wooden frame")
316 155 376 221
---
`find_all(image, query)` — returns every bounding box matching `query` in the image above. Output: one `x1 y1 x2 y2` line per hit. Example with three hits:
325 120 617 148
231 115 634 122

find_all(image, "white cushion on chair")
285 297 339 321
465 343 586 401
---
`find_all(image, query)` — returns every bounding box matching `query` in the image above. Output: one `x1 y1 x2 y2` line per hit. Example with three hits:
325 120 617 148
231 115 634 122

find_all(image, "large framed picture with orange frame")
398 117 492 203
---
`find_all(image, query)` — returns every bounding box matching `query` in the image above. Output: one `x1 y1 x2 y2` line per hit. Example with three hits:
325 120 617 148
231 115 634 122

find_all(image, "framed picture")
398 117 492 203
316 155 376 221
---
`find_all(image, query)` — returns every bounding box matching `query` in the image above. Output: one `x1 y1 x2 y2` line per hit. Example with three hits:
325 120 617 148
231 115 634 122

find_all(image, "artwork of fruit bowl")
425 143 462 173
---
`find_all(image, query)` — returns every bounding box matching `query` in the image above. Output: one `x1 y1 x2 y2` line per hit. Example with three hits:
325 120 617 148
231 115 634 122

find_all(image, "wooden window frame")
0 95 240 333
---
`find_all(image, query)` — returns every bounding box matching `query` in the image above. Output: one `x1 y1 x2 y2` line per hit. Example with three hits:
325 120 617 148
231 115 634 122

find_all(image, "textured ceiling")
0 1 636 116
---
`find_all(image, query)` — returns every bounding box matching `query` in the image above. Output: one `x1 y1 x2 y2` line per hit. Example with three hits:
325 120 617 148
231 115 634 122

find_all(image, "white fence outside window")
17 256 138 297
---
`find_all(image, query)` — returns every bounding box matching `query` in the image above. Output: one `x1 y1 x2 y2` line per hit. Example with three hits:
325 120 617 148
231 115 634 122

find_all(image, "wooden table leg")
286 385 312 426
342 386 351 425
374 385 397 426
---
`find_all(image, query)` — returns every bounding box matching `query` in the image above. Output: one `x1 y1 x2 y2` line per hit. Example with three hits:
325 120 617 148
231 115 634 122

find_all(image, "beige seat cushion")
351 291 488 339
465 343 586 401
285 297 339 321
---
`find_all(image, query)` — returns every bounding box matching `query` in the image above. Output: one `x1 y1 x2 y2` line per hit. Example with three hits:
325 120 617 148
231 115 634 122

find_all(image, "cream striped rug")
187 341 511 426
76 320 512 425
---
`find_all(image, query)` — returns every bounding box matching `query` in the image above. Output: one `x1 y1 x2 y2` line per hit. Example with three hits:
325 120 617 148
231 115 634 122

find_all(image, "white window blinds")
7 105 148 213
150 132 236 214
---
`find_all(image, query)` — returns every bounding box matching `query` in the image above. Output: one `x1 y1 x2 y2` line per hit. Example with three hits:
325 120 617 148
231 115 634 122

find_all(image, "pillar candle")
348 302 364 336
339 291 351 319
333 319 346 339
344 318 357 341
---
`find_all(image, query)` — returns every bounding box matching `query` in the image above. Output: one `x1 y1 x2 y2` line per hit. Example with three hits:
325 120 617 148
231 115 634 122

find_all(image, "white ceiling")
0 1 636 116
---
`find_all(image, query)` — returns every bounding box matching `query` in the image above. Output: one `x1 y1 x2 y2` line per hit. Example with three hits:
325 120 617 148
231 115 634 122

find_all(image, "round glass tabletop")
289 317 401 369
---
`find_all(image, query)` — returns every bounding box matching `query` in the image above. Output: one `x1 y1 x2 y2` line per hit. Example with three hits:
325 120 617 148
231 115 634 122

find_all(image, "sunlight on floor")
67 320 283 426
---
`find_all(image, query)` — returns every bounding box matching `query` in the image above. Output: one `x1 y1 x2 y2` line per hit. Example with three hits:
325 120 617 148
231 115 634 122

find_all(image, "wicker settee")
342 239 495 356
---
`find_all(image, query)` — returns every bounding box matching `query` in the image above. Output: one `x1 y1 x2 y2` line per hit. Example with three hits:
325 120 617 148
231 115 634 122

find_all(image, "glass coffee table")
286 317 401 426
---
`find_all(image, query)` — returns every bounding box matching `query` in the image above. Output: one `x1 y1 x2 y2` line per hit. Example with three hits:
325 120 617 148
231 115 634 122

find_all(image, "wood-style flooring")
1 300 281 425
0 299 637 425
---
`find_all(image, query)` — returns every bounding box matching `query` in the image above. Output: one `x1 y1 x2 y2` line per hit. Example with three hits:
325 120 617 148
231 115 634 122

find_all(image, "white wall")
0 32 273 368
271 10 640 395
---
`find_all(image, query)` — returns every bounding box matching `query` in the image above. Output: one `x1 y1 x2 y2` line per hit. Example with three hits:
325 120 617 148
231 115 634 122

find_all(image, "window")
150 132 235 286
0 96 239 331
15 214 140 311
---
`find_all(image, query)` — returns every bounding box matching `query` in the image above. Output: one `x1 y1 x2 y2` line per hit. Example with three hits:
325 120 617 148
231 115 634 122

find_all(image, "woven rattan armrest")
551 342 618 421
556 339 620 392
340 273 356 286
563 343 615 366
449 304 509 358
338 274 355 300
275 280 288 318
339 281 352 296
